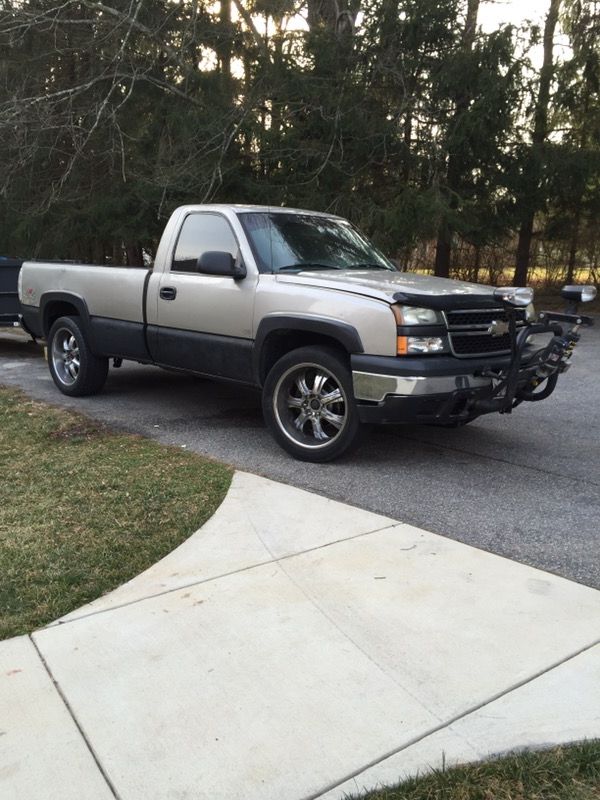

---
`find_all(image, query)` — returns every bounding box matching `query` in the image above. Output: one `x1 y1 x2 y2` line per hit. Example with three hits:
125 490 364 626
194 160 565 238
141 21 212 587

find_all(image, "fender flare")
40 291 93 341
253 315 364 384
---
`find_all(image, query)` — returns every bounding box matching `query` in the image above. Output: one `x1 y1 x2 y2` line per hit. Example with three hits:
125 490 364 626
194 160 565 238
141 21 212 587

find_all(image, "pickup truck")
18 204 596 461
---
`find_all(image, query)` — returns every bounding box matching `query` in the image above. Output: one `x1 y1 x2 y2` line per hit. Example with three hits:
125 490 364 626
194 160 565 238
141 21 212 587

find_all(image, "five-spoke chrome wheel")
273 362 348 449
51 327 81 386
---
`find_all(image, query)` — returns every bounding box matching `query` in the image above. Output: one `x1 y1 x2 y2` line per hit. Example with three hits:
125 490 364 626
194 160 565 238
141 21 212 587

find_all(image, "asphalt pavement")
1 325 599 588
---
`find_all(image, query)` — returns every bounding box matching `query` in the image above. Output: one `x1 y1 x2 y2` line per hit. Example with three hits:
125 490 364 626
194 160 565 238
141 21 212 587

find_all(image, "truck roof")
174 204 345 219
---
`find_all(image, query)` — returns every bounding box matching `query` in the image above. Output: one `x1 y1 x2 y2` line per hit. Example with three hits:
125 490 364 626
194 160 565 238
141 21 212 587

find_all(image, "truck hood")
275 270 497 308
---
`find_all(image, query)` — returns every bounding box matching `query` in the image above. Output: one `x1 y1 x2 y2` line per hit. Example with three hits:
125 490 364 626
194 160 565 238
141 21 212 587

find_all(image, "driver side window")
172 213 238 273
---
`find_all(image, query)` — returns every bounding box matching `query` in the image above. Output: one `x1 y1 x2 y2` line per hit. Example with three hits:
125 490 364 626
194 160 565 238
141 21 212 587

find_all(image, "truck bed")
20 261 151 326
19 260 153 358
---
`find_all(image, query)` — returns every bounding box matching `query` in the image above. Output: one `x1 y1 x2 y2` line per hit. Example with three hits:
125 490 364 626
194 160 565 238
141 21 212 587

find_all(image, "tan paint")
20 262 147 323
20 204 494 362
254 276 397 356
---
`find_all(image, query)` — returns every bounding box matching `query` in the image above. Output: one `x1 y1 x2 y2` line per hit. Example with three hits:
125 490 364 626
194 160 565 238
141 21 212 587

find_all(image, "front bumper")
353 369 492 402
351 352 526 425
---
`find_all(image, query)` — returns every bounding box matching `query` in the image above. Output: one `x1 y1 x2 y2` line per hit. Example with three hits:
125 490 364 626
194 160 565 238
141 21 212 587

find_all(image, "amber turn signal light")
397 335 408 355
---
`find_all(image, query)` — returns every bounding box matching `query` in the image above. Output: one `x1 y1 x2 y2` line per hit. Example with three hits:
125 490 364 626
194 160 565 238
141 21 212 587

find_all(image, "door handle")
160 287 177 301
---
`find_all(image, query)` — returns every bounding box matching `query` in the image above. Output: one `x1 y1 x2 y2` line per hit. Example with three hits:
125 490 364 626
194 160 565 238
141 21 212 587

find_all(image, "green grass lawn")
350 741 600 799
0 387 232 639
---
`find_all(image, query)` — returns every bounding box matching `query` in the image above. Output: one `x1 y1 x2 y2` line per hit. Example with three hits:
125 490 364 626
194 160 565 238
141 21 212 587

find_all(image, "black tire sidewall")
262 346 362 462
47 316 108 397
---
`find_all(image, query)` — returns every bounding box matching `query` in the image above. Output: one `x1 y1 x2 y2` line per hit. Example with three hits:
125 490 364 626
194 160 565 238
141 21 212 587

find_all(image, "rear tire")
262 346 363 462
47 316 109 396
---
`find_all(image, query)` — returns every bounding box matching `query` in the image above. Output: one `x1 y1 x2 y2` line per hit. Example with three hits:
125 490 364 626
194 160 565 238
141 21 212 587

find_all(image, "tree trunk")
433 0 480 278
402 110 412 184
513 0 560 285
112 241 123 266
514 213 534 286
435 225 452 278
473 244 481 283
125 243 143 267
219 0 232 93
566 203 582 284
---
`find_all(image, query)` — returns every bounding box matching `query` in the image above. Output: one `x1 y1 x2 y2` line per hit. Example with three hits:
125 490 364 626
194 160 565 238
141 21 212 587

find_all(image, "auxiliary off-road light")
561 285 597 303
397 335 445 355
493 286 534 307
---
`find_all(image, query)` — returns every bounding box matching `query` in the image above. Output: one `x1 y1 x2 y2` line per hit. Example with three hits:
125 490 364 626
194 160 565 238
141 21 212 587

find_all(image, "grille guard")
472 308 593 416
432 308 594 424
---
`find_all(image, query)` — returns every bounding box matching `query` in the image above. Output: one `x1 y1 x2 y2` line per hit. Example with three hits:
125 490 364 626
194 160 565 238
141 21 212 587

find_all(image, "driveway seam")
243 512 445 720
48 521 401 628
306 636 600 800
29 634 122 800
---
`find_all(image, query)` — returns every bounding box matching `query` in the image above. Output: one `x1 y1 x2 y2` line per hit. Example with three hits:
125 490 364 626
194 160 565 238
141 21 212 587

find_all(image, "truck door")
154 211 256 382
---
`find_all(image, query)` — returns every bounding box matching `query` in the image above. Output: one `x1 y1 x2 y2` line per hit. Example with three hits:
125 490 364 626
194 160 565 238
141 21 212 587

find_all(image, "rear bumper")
351 353 520 425
0 316 20 327
19 306 43 338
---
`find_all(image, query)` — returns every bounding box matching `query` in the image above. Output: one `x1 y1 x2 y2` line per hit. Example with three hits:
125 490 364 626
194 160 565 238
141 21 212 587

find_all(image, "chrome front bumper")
352 370 492 402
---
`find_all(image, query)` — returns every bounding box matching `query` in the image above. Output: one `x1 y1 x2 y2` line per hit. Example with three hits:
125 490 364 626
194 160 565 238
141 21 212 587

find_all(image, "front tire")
262 346 363 462
48 316 109 396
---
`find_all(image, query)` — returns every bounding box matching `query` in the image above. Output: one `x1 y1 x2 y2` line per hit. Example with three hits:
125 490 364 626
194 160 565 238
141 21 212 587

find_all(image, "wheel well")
43 302 80 336
259 330 349 384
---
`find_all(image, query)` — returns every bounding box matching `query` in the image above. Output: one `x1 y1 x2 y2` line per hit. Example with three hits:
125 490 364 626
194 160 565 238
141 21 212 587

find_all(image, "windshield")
237 212 397 274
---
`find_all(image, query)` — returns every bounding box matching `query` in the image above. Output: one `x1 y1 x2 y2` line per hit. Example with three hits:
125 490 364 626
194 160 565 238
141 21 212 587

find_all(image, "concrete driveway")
3 473 600 800
0 325 599 587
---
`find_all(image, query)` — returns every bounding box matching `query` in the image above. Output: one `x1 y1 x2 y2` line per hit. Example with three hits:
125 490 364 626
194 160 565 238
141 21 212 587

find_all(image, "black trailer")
0 256 23 327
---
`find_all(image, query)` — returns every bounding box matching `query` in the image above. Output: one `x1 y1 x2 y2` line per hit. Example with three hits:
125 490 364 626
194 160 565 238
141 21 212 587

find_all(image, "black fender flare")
253 315 364 385
40 291 94 344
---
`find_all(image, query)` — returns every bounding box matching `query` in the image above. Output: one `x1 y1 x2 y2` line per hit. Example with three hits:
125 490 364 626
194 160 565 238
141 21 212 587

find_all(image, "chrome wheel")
273 362 348 449
51 327 81 386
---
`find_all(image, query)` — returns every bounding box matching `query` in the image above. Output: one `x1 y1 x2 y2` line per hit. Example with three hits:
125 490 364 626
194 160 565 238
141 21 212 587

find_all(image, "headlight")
392 305 444 325
525 302 536 322
397 335 446 355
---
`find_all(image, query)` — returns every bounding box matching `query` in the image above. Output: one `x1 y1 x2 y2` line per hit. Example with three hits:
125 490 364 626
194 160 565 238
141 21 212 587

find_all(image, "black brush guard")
433 307 594 425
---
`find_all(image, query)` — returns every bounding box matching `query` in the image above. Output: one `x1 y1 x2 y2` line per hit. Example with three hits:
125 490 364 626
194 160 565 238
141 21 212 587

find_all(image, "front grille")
445 307 525 358
450 332 512 355
446 308 526 328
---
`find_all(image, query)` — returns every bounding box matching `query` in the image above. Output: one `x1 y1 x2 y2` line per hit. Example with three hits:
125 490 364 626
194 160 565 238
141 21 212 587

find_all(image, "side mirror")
493 286 534 308
196 251 246 280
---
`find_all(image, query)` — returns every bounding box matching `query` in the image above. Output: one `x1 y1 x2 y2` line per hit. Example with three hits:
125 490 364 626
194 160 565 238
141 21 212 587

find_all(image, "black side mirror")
196 251 246 279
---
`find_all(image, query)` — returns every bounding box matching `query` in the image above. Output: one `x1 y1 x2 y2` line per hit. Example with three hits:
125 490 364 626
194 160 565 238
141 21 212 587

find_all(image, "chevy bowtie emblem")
487 320 510 337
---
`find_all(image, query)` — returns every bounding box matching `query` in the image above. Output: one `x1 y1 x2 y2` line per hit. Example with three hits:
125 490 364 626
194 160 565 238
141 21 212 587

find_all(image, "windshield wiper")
276 263 342 272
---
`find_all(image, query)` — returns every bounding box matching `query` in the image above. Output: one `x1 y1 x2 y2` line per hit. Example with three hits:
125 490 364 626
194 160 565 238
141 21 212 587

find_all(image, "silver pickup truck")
18 204 596 461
